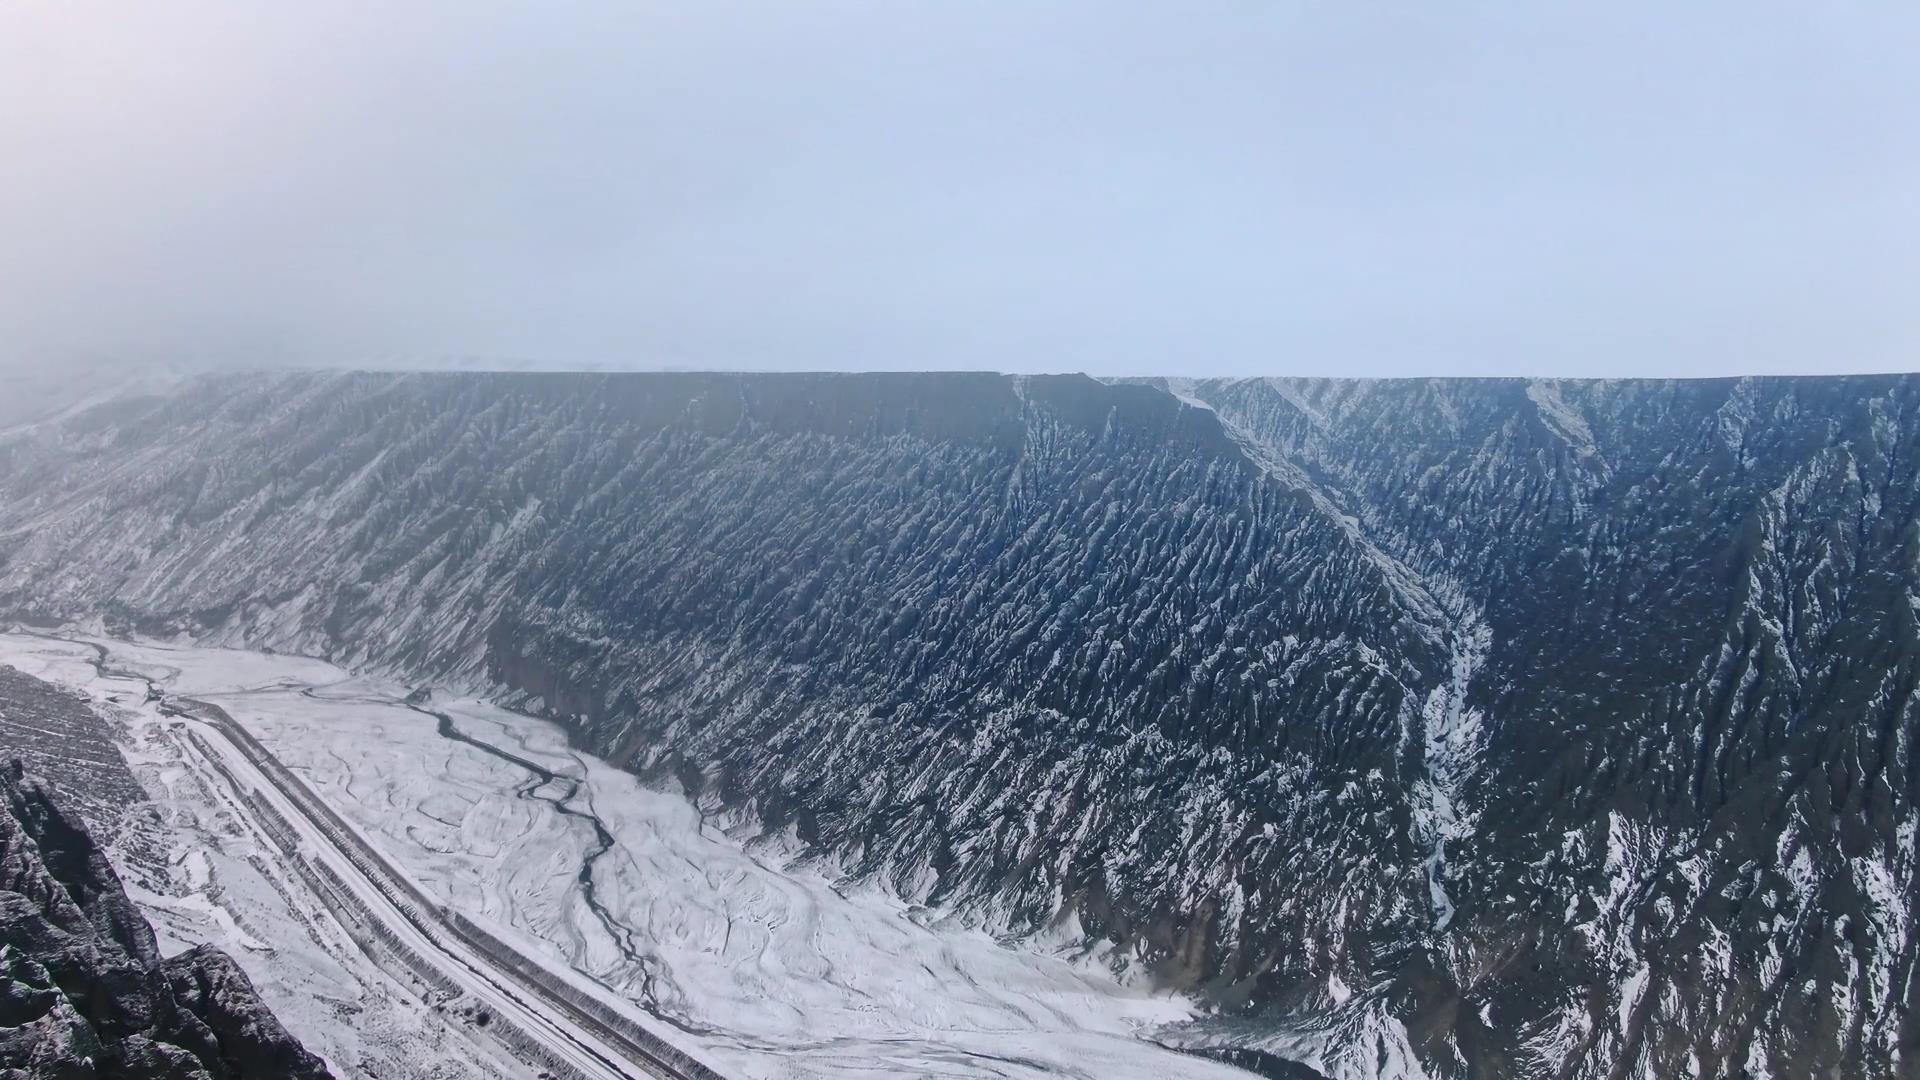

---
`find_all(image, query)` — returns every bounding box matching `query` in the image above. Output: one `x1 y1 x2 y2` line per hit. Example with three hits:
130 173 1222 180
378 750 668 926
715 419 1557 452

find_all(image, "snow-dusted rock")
1 370 1915 1079
0 757 331 1079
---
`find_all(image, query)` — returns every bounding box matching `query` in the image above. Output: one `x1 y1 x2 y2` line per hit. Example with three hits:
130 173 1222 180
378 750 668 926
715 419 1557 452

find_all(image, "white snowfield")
0 630 1250 1080
0 633 535 1080
173 703 698 1080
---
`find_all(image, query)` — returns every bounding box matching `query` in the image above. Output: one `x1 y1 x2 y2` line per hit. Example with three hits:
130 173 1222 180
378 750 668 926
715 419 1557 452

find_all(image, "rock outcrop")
0 760 331 1079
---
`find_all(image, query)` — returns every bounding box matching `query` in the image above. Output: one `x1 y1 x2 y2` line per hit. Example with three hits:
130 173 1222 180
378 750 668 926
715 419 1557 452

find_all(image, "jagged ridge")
0 370 1915 1080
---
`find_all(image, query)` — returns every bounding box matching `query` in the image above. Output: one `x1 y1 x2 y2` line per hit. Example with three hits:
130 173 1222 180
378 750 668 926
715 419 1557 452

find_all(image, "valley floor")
0 629 1251 1080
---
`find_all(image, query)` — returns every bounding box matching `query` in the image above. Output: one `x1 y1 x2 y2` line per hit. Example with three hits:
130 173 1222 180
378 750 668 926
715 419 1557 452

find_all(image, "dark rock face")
1159 377 1920 1076
157 948 331 1080
0 369 1915 1079
0 761 331 1080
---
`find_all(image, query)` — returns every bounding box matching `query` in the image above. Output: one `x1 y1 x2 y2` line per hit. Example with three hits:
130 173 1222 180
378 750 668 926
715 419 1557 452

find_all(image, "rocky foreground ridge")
0 758 332 1079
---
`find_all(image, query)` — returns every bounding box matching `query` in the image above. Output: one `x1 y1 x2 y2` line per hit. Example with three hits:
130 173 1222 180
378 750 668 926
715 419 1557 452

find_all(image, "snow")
1615 966 1647 1034
1163 378 1217 414
0 632 529 1080
1 630 1250 1080
1524 380 1600 462
1226 1001 1434 1080
1410 615 1489 932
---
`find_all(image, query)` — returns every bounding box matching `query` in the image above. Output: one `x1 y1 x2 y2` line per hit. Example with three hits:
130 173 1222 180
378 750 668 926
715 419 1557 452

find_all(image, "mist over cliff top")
5 3 1918 378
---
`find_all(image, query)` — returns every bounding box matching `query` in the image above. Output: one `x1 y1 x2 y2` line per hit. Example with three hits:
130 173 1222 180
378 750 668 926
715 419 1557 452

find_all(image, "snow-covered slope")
1 370 1915 1079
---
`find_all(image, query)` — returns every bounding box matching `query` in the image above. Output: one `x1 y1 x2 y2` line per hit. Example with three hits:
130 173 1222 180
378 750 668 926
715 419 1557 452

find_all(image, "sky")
2 2 1916 378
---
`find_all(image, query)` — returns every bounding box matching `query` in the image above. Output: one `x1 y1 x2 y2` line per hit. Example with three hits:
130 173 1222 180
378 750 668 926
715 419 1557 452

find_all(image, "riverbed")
0 629 1246 1080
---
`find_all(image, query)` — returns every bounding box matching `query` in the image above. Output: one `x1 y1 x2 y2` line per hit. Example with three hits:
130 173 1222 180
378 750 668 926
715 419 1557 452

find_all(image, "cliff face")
0 760 332 1080
1160 376 1920 1077
0 370 1915 1079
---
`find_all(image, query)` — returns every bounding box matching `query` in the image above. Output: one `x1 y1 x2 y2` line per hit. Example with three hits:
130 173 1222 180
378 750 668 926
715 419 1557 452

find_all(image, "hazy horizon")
5 3 1917 378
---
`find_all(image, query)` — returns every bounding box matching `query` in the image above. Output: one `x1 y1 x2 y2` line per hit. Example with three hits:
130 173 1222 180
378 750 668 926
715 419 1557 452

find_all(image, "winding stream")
7 628 1262 1079
35 626 699 1033
297 684 713 1037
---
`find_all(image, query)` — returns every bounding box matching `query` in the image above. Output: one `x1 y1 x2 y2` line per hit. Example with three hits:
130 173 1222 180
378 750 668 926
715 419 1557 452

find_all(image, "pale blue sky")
2 3 1915 376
